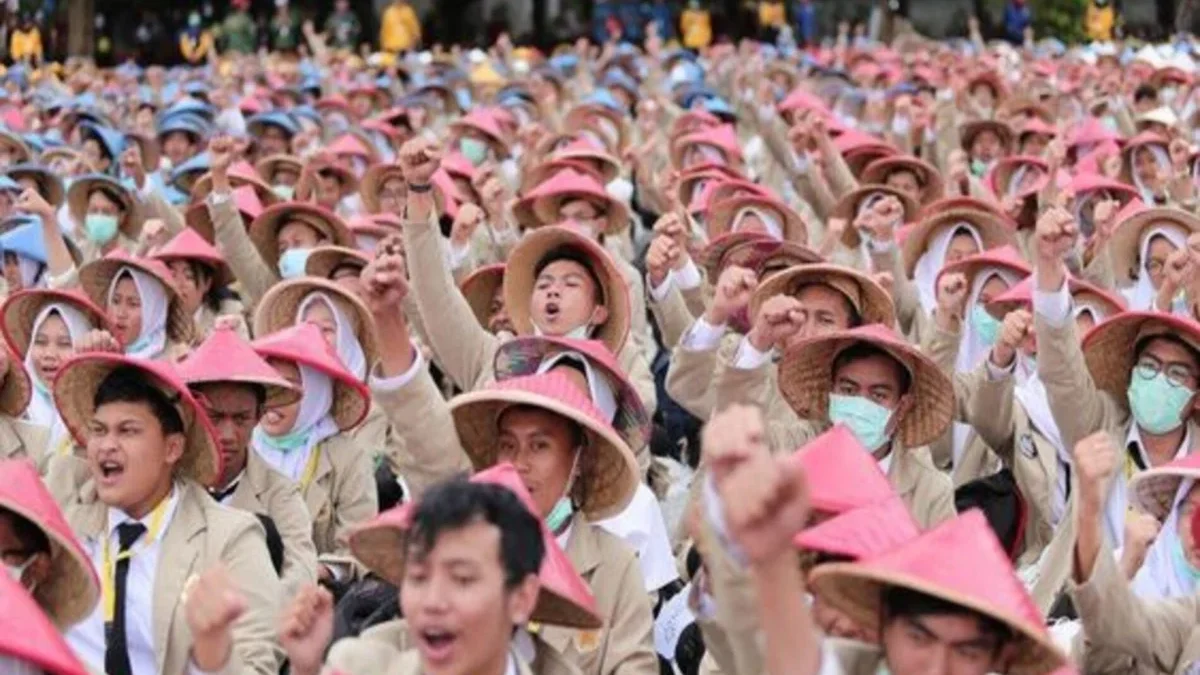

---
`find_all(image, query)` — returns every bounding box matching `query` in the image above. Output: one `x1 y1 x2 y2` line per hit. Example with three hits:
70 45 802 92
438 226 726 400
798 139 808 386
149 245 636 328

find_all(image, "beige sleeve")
1035 314 1127 453
211 196 278 313
220 516 286 675
649 283 698 351
268 478 320 598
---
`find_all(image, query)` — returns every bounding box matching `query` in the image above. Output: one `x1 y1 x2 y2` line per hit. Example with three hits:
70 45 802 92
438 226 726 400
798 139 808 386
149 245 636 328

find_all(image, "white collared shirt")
66 487 194 675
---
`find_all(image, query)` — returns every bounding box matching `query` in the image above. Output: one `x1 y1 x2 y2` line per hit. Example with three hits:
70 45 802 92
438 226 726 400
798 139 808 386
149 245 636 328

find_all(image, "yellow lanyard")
300 445 323 490
56 436 73 456
101 497 171 623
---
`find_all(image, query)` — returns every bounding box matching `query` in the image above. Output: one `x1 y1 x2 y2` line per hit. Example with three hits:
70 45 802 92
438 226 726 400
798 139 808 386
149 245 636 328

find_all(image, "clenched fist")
747 294 807 353
1073 432 1119 511
645 234 682 289
184 566 247 672
990 308 1033 368
705 265 758 327
398 138 442 186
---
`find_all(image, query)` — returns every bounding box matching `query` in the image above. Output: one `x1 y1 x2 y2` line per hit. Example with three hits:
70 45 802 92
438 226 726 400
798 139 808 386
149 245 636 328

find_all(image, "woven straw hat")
810 511 1067 675
493 335 650 451
295 164 359 204
504 226 630 355
750 264 896 330
78 251 194 347
832 185 921 249
512 169 630 236
184 185 265 244
251 276 379 373
304 246 370 281
959 119 1015 154
935 245 1031 295
460 263 506 330
1081 311 1200 420
1108 207 1200 285
349 463 602 629
986 275 1126 321
247 202 355 273
705 194 808 245
177 325 300 408
1129 453 1200 520
251 323 370 430
254 154 304 183
701 232 823 283
548 139 621 185
191 161 277 206
778 324 954 449
66 174 143 241
0 571 90 675
53 353 222 486
985 155 1050 200
0 459 100 627
1 289 110 357
8 164 65 207
449 371 639 520
900 208 1018 278
860 156 944 206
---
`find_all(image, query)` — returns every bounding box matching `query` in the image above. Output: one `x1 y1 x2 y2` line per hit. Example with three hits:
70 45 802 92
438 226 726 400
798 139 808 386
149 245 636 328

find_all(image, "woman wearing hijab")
1128 455 1200 600
150 228 247 341
77 250 194 361
1 289 111 462
1123 133 1175 206
0 221 49 293
251 323 377 577
1107 207 1200 312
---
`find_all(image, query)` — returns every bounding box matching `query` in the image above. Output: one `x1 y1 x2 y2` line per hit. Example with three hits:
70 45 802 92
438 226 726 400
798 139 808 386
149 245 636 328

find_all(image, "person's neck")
217 454 247 490
474 646 511 675
123 478 174 520
1139 425 1187 468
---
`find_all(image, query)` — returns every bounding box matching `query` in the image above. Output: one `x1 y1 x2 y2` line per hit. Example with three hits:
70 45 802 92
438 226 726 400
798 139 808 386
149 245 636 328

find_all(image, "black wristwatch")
407 183 432 193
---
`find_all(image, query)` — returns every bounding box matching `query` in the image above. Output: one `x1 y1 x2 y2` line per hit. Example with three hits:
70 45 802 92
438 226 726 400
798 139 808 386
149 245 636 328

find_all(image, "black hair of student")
0 507 50 556
674 622 706 675
831 343 912 395
182 259 226 313
881 586 1013 654
91 185 127 214
1133 84 1159 104
534 246 605 305
408 477 545 590
94 366 185 436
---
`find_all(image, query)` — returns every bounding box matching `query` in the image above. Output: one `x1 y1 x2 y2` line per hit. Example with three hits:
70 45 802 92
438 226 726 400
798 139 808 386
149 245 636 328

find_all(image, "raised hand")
991 308 1033 368
1073 431 1119 513
360 235 408 317
184 566 247 672
935 272 969 322
278 584 335 675
747 294 807 352
645 234 681 289
705 265 758 327
398 137 442 186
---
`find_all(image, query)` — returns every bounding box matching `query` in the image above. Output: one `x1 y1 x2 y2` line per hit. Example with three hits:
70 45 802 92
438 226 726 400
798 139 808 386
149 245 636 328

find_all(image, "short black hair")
0 507 50 556
408 477 545 590
90 185 127 212
881 586 1013 652
191 380 268 412
94 366 185 436
832 343 912 395
534 246 605 305
1134 84 1159 104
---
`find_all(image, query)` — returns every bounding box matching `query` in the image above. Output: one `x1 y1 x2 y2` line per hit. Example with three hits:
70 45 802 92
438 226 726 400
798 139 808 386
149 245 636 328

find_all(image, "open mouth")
543 302 561 321
97 459 125 485
418 629 458 663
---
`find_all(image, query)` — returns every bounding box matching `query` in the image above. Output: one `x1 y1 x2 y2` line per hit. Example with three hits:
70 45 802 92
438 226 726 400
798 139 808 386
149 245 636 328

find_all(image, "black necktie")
209 477 241 503
106 522 147 675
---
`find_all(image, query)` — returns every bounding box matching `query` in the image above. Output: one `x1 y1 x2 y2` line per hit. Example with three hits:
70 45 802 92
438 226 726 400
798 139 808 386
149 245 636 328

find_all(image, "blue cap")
602 69 639 97
79 123 126 161
247 111 301 137
548 53 579 77
170 152 211 183
20 134 45 155
0 223 47 264
290 105 322 128
679 86 717 109
582 88 622 112
183 81 209 97
161 183 190 206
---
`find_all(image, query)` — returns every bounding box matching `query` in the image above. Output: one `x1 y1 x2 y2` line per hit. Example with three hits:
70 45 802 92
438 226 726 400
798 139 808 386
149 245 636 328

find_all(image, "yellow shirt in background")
10 28 42 62
381 3 422 53
681 9 712 49
758 1 786 28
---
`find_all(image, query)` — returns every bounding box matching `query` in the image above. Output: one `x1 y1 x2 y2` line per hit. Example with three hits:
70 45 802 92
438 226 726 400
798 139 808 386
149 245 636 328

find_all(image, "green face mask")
970 305 1002 345
460 137 489 166
85 213 119 244
1127 366 1194 435
545 496 574 532
273 184 296 200
828 394 893 452
253 426 310 454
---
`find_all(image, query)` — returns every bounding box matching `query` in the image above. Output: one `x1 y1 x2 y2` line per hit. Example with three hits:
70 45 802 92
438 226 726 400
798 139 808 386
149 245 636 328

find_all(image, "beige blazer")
325 643 540 675
227 453 319 596
62 480 282 675
924 322 1002 482
539 514 658 675
0 415 49 470
210 196 278 314
302 432 379 562
1071 537 1200 674
664 329 741 421
351 619 581 675
647 282 698 353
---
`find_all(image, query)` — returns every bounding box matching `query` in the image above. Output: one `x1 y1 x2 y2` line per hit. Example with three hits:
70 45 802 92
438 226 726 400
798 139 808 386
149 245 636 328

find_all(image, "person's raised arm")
17 188 74 280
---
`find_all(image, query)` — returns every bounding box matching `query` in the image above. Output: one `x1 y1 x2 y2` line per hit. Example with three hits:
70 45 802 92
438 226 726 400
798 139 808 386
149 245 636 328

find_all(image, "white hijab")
731 207 783 240
1131 145 1172 204
108 267 168 359
1132 479 1199 600
251 364 340 481
297 292 367 380
1122 225 1187 311
13 255 44 290
535 352 618 423
0 656 41 675
24 303 93 449
914 224 983 314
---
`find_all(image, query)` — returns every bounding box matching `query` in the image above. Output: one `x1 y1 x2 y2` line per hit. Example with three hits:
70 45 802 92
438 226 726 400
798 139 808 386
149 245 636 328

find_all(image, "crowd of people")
6 10 1200 675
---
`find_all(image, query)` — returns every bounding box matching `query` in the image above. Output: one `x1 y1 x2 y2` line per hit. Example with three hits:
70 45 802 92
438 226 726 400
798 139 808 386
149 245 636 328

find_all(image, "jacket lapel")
0 419 26 459
230 454 272 512
154 483 207 674
887 446 919 501
540 514 600 656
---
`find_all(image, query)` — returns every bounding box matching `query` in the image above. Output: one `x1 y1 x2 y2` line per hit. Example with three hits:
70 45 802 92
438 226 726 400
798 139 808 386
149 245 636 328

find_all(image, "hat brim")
252 277 378 379
304 246 370 281
526 187 630 236
1082 312 1200 422
1108 208 1200 284
750 264 896 329
778 330 954 448
0 495 99 628
78 258 193 347
66 177 141 240
248 203 355 272
810 563 1066 675
901 209 1018 278
460 265 505 329
2 289 110 358
706 195 808 245
448 387 638 520
504 227 630 355
860 156 944 206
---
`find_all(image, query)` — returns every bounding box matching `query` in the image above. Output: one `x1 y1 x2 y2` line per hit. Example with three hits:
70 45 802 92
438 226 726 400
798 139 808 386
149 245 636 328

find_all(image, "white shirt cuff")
866 236 896 254
369 344 425 392
447 240 472 271
674 258 702 290
985 356 1016 381
207 189 232 207
492 224 520 246
681 317 727 353
702 472 748 568
733 336 773 370
649 273 673 303
1032 279 1072 328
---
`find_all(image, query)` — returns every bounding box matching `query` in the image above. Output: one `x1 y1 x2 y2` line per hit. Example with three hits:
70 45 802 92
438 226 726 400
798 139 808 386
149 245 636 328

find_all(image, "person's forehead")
195 381 260 406
1143 335 1200 366
411 518 503 564
539 258 594 279
835 350 904 383
795 283 849 310
94 399 157 421
499 405 570 433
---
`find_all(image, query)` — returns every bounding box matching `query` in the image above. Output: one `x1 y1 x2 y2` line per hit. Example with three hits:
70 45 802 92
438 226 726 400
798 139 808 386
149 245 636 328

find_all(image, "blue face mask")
277 248 312 279
84 213 119 244
1128 367 1195 435
273 184 296 200
253 426 310 454
970 305 1002 346
828 393 893 452
460 137 489 167
545 496 574 532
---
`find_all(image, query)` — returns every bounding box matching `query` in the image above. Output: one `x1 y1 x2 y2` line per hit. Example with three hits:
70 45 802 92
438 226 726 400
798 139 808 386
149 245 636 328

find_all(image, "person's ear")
507 573 541 626
886 394 913 437
589 302 610 327
164 432 186 468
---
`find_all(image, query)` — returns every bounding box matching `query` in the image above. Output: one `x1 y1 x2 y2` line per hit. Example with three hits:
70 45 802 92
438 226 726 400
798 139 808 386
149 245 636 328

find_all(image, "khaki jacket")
402 212 654 468
925 322 1001 481
325 643 539 675
370 361 473 500
664 329 741 421
210 196 278 314
647 282 698 353
193 298 250 344
0 416 49 470
1071 538 1200 674
350 619 581 675
62 480 282 675
227 453 319 596
302 432 379 562
540 514 658 675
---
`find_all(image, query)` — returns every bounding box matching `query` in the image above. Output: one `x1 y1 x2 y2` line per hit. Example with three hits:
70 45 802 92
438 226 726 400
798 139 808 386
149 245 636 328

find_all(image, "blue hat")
158 111 210 139
548 54 579 77
20 134 45 155
678 86 717 109
137 86 159 109
582 88 622 113
183 81 208 97
161 183 190 207
290 105 322 128
602 69 639 97
0 223 47 265
247 111 301 138
0 176 21 193
701 97 736 121
161 96 215 122
170 152 211 183
78 123 126 161
7 164 64 205
300 76 323 95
